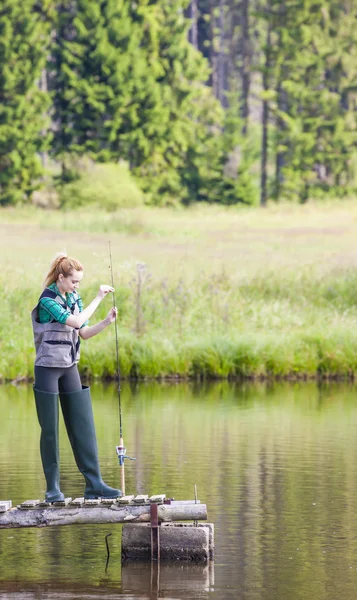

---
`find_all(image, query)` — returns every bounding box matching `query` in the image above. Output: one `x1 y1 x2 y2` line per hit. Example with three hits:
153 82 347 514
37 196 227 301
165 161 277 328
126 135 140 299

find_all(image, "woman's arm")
65 285 114 329
79 307 117 340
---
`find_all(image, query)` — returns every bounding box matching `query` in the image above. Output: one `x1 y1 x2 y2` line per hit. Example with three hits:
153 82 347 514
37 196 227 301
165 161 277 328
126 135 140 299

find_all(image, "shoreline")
3 203 357 388
3 371 357 386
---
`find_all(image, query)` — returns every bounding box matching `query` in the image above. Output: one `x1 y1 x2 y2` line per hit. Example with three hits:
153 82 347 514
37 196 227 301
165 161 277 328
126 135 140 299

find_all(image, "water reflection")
0 561 214 600
2 381 357 599
121 562 214 598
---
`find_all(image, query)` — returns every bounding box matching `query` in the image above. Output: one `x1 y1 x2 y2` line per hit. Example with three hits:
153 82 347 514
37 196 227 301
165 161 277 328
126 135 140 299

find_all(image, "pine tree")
257 0 357 202
50 0 145 169
191 0 357 203
50 0 224 203
131 0 225 202
0 0 51 204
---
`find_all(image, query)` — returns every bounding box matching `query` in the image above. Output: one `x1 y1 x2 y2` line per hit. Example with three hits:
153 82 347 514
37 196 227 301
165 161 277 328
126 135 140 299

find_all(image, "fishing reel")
116 444 136 467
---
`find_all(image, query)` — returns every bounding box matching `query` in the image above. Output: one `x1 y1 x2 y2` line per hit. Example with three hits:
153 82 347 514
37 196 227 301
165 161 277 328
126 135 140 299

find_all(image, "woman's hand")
68 286 115 331
97 285 114 300
105 306 118 325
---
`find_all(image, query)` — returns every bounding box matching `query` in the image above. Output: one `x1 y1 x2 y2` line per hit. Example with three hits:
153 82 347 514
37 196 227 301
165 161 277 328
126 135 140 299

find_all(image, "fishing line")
109 240 123 439
109 242 135 496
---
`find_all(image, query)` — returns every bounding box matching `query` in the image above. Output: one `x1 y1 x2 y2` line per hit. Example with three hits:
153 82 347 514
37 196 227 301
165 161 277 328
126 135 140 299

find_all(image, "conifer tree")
132 0 224 202
257 0 357 202
50 0 224 203
50 0 148 169
0 0 51 204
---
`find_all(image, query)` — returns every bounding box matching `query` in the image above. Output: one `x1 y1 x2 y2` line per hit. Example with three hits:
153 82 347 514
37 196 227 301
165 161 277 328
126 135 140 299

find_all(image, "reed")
2 201 357 381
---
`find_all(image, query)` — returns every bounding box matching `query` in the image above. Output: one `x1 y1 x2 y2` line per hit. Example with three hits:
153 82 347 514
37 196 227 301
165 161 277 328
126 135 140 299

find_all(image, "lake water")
1 381 357 599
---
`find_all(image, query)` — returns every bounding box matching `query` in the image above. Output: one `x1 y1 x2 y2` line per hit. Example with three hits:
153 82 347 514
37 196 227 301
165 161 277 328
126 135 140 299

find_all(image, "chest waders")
32 289 122 502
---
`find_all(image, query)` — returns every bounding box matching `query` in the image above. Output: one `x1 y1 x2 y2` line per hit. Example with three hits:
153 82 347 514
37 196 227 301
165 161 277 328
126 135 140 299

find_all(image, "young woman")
31 253 122 502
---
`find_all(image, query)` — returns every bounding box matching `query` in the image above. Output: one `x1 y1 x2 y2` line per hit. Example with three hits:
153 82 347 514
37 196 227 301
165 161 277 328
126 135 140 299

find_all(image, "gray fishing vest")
31 288 81 368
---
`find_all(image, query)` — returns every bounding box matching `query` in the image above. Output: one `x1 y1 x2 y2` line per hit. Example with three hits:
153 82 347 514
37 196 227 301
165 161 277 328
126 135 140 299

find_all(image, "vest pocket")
37 331 76 367
44 340 75 363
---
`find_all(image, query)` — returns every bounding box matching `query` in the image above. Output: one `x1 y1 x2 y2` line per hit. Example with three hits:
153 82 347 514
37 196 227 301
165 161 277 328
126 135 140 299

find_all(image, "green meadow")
2 201 357 382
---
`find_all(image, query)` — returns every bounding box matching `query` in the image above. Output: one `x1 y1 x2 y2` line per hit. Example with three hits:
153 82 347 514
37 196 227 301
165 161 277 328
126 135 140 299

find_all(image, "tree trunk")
190 0 198 48
274 80 287 200
39 68 49 169
241 0 250 134
217 0 226 105
260 23 271 207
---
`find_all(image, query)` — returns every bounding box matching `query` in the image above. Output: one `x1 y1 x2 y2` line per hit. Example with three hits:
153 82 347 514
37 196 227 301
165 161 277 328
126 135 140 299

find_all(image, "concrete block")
122 522 214 562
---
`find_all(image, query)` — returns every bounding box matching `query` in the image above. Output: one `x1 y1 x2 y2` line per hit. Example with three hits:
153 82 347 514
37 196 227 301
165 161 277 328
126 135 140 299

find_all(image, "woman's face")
57 269 83 294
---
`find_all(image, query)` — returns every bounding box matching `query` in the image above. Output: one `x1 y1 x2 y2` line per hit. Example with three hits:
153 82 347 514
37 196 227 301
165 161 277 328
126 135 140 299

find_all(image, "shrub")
58 161 144 210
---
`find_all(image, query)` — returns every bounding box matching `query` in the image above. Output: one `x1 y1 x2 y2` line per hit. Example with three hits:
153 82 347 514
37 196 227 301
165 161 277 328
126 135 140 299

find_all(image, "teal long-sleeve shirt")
37 283 89 327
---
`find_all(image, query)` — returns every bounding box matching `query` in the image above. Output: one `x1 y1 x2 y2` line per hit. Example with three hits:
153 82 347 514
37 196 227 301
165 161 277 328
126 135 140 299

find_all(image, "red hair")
44 253 83 288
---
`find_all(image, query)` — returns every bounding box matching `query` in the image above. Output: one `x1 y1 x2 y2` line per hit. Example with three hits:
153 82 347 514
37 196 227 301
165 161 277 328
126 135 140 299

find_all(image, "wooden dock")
0 495 207 530
0 494 213 562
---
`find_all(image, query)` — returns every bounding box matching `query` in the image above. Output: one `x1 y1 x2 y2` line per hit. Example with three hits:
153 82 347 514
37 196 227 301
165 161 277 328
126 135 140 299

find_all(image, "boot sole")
84 495 122 500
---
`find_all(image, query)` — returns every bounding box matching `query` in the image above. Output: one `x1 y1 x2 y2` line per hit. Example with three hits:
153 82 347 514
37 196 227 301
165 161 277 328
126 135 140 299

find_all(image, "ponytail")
44 253 83 288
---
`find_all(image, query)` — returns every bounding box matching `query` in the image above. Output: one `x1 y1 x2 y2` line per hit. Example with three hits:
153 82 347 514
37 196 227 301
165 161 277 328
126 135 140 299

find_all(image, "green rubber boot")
59 386 122 499
33 388 65 503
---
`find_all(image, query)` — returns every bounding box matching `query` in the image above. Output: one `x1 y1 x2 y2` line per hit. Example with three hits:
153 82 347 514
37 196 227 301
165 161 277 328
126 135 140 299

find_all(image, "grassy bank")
2 201 357 381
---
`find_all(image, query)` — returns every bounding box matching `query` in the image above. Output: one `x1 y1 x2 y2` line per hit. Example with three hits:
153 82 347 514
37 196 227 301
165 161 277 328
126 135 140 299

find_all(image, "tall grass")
2 201 357 381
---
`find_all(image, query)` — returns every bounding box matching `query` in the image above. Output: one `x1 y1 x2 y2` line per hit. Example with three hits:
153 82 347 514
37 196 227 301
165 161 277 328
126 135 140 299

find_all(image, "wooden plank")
0 501 12 513
118 495 135 505
53 498 72 507
133 495 149 504
71 498 85 507
39 501 58 508
83 499 101 507
0 503 207 529
19 500 40 510
100 498 116 505
149 494 166 504
38 498 73 508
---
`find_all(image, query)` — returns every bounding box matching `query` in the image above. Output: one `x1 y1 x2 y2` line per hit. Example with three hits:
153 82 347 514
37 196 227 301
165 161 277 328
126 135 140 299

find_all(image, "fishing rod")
109 241 135 496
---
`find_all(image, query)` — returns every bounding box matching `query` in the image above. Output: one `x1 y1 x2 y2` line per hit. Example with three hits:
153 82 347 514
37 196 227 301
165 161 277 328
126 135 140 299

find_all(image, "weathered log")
0 503 207 529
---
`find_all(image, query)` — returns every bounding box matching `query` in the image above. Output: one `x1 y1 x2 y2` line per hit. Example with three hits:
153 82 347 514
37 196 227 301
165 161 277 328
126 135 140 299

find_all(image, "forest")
1 0 356 208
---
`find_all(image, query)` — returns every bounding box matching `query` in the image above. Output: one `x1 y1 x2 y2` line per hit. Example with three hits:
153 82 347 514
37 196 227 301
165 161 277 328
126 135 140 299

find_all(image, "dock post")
150 502 160 561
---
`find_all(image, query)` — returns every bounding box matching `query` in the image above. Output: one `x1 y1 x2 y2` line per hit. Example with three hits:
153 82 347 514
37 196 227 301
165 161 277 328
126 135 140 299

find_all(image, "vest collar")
49 282 71 307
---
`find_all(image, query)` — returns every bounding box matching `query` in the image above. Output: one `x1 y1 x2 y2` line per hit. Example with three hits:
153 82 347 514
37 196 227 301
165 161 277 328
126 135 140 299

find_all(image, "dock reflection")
0 562 215 600
121 560 215 599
